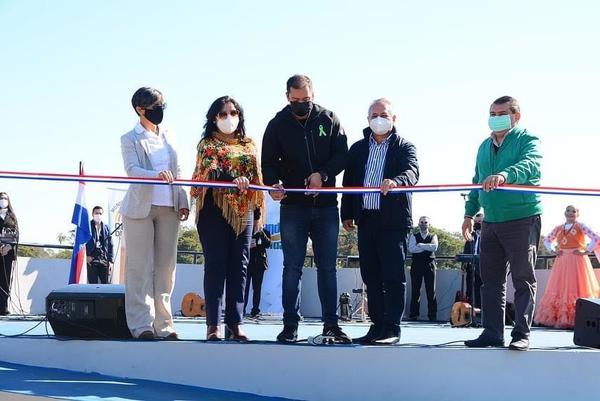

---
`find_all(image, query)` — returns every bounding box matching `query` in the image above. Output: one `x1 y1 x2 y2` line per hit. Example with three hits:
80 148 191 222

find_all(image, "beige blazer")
120 126 189 219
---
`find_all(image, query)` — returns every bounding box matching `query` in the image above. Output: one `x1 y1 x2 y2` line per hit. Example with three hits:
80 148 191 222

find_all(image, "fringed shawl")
190 135 265 235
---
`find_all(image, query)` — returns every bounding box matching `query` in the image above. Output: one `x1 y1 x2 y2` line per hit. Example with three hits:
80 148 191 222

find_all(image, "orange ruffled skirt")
534 252 600 329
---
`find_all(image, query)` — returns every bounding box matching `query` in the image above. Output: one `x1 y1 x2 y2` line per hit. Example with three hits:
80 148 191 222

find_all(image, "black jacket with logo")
341 128 419 230
261 103 348 207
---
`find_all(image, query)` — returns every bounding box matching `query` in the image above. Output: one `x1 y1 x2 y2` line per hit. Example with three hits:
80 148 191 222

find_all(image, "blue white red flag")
68 166 91 284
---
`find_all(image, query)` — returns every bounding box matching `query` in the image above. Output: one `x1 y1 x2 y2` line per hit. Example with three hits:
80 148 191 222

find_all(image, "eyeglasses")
145 103 167 111
217 110 239 119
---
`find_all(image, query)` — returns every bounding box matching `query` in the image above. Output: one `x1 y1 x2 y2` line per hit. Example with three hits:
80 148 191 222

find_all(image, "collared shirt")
135 123 174 207
490 126 517 148
408 231 439 254
362 133 392 210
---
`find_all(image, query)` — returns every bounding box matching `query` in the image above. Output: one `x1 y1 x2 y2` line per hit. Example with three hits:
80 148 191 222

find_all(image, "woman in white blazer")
120 87 189 340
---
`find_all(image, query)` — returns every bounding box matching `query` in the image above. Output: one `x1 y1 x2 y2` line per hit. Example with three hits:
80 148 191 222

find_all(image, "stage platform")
0 317 598 401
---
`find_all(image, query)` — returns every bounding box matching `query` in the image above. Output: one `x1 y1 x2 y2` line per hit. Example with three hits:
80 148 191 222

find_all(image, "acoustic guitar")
181 292 206 317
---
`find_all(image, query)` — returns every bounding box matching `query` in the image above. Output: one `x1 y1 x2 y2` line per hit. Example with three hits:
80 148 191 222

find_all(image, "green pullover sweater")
465 126 542 223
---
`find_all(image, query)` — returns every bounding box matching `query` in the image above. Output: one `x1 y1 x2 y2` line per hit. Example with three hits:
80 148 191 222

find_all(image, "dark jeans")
357 212 408 333
87 261 109 284
280 205 339 326
244 264 265 315
409 259 437 319
0 254 14 314
480 215 541 340
197 194 253 326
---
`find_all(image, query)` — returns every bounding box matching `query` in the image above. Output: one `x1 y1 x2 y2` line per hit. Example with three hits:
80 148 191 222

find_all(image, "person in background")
408 216 439 321
261 74 350 344
534 205 600 328
462 212 483 308
120 87 190 340
85 206 114 284
0 192 18 316
244 221 272 318
191 96 265 341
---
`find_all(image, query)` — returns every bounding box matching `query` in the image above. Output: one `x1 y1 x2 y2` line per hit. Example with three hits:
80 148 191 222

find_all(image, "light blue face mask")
488 115 512 132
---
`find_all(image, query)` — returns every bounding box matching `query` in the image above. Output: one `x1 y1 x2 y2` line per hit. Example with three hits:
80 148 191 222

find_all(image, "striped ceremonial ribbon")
1 170 599 196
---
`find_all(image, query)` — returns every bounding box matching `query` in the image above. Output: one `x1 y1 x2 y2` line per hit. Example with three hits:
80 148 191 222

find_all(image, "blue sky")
1 0 599 244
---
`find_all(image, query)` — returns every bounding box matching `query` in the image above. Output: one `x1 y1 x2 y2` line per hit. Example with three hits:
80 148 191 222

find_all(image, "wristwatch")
318 170 328 182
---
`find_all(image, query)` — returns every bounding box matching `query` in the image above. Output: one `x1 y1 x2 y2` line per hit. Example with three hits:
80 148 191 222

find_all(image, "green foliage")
177 226 203 264
17 246 54 258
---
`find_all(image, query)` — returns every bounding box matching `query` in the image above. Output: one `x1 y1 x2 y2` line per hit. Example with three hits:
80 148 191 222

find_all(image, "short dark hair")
92 206 103 213
492 96 520 113
286 74 313 93
201 96 247 141
131 87 164 115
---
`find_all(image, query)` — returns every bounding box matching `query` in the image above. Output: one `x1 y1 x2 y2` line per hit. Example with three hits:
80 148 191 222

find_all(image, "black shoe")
508 337 529 351
323 325 352 344
428 315 436 322
406 316 418 322
374 326 400 345
464 334 504 348
353 325 382 345
277 324 298 343
137 330 155 340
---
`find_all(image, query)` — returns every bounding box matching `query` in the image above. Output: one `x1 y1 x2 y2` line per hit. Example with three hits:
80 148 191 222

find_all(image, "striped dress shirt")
362 134 392 210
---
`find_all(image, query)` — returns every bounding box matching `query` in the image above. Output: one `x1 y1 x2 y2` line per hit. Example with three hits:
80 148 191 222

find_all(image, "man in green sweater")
461 96 542 351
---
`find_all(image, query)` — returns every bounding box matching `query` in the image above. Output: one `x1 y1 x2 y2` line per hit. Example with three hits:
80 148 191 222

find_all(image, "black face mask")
289 101 312 117
144 107 164 125
474 222 482 231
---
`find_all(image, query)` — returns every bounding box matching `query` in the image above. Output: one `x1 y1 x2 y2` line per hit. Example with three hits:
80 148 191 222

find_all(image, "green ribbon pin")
318 124 327 137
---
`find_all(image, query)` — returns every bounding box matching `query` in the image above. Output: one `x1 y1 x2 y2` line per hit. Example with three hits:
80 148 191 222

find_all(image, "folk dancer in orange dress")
534 205 600 329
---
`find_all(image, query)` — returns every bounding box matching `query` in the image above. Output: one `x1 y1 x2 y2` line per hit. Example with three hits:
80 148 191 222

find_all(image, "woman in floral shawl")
191 96 264 341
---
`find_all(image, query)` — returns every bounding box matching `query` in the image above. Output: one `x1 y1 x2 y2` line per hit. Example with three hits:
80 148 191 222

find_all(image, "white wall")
10 257 600 320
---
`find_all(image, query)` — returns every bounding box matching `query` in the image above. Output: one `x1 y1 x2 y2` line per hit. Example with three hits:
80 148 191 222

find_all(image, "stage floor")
0 315 581 349
0 316 597 401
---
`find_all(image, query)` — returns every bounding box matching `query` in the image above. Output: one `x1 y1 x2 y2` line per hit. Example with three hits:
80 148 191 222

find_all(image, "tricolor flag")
68 164 92 284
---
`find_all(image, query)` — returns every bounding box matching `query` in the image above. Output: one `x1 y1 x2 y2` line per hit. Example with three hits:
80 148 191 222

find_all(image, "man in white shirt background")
408 216 439 321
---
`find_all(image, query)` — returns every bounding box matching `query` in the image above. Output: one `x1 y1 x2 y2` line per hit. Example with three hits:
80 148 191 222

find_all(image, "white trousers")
124 206 180 338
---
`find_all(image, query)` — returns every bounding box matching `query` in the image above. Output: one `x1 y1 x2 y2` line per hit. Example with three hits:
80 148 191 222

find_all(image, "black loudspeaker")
46 284 132 339
574 298 600 348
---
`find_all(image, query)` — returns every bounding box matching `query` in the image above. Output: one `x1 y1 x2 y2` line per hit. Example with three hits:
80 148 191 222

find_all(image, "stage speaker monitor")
46 284 132 339
574 298 600 348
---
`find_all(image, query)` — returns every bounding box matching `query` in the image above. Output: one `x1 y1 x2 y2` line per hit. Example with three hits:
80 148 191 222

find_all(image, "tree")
17 246 53 258
177 226 203 264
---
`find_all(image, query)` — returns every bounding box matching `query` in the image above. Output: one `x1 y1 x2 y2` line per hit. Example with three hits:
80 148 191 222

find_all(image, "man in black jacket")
262 74 350 343
85 206 114 284
244 221 272 318
341 98 419 344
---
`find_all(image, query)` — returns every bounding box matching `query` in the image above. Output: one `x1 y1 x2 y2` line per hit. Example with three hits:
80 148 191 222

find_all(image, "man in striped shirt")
341 98 419 344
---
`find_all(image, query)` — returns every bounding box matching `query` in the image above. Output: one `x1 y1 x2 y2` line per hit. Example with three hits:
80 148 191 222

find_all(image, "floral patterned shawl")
190 135 265 235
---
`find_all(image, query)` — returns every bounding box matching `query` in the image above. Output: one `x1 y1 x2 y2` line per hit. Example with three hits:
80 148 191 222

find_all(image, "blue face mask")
488 115 512 132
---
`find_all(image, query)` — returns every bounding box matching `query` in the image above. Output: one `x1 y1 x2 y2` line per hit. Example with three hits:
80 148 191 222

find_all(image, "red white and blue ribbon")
1 170 600 196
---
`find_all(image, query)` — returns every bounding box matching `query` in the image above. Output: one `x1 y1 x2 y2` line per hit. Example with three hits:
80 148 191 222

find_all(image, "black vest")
412 232 435 261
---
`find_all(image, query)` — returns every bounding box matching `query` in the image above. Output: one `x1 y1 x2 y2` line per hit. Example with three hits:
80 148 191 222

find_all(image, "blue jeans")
280 205 339 326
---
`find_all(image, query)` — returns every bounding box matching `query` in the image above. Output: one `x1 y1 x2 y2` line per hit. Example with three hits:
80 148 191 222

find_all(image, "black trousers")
409 259 437 319
244 264 265 315
480 215 541 340
197 194 252 326
87 261 109 284
0 254 14 314
357 212 408 333
465 263 483 309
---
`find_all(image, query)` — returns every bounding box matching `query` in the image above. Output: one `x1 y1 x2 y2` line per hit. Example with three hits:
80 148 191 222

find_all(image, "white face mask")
216 116 239 135
0 199 8 209
369 117 393 135
93 214 102 223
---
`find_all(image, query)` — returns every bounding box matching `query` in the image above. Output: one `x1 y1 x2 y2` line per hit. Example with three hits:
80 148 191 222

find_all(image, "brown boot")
226 324 249 342
207 325 221 341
